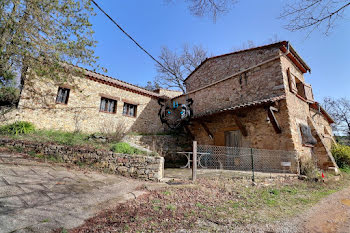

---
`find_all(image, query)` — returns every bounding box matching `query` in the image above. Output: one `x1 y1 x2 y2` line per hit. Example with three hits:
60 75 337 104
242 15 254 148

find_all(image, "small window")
100 97 117 114
123 103 137 117
296 79 306 99
56 87 70 104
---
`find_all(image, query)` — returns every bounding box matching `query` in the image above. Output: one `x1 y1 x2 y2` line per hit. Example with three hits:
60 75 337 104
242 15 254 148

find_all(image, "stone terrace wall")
0 138 164 181
123 135 191 155
123 134 192 167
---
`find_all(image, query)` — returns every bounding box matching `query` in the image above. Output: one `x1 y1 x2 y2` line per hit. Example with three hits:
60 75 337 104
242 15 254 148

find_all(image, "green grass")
4 129 110 149
340 166 350 174
111 142 146 155
0 121 34 135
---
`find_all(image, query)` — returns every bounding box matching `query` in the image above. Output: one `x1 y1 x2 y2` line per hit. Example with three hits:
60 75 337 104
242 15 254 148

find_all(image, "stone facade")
1 41 338 173
177 47 285 117
154 89 183 99
174 41 337 172
2 69 171 134
0 138 164 181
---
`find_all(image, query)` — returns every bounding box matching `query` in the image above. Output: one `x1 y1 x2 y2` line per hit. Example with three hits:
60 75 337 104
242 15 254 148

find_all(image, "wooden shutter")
304 83 314 103
287 68 297 93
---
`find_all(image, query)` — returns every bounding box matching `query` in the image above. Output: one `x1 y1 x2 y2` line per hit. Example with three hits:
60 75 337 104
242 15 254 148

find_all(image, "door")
224 130 242 169
225 130 242 147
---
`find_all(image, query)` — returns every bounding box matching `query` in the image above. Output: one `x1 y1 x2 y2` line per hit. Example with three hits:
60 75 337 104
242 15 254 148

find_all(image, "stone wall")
280 54 337 169
0 138 164 181
2 72 165 134
122 134 192 167
154 89 183 99
184 45 282 92
177 48 285 117
178 42 337 171
187 100 295 151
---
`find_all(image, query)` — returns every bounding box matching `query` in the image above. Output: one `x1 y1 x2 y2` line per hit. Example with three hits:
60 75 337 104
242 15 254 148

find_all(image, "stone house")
174 41 337 172
2 41 337 172
3 67 182 134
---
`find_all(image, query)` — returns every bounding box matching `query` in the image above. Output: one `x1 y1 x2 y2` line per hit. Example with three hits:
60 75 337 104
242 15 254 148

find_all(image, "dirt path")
0 152 145 233
297 185 350 233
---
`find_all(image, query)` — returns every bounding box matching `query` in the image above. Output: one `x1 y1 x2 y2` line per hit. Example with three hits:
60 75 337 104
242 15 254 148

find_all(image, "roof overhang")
310 102 335 124
279 42 311 74
192 95 286 119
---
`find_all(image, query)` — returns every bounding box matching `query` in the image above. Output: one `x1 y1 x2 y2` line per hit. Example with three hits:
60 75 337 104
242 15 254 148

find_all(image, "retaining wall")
0 138 164 181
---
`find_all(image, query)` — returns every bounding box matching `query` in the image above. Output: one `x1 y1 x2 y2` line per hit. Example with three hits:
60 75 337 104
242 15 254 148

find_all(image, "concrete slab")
0 152 144 233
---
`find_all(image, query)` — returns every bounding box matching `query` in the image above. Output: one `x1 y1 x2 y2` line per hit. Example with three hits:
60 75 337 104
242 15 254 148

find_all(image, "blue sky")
89 0 350 101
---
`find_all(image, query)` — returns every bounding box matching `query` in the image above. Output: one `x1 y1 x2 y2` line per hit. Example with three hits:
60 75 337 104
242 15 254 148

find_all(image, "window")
287 68 314 103
100 97 117 114
123 103 137 117
56 87 70 104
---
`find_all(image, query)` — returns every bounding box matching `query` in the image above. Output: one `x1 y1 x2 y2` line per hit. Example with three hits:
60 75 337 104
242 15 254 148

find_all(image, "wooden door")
225 130 242 147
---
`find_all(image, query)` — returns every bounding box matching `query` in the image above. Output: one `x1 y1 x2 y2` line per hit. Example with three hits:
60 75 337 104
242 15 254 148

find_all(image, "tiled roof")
69 64 161 98
193 95 286 119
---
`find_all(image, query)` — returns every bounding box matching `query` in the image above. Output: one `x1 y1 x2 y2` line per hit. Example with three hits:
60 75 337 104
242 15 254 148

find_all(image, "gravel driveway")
0 152 144 233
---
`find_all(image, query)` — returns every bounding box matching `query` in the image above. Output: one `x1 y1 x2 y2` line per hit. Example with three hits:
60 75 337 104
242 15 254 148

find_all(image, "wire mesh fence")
197 145 298 174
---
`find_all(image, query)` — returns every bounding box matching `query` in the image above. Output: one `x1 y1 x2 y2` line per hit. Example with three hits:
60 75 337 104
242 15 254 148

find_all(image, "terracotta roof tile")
193 95 286 119
68 64 160 98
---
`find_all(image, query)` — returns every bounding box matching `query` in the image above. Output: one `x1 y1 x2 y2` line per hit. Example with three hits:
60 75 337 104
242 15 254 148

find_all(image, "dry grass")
71 174 350 232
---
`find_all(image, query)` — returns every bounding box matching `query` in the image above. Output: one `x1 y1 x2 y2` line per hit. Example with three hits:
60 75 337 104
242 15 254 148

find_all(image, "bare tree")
166 0 237 21
322 97 350 136
187 0 237 20
280 0 350 35
155 45 207 92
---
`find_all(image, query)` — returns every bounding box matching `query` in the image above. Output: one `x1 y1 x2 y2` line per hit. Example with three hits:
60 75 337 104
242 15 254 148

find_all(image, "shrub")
332 144 350 168
300 159 319 180
99 120 127 143
34 130 88 146
111 142 144 154
0 87 20 106
0 121 35 135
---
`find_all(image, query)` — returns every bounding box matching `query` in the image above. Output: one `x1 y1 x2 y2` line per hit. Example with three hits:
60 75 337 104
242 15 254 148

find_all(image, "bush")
300 159 319 180
35 130 88 146
0 121 35 135
332 144 350 168
111 142 144 155
0 87 20 106
99 120 126 143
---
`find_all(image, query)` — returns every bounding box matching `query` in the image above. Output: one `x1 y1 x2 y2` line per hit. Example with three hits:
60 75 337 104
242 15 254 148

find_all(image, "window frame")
55 87 70 105
99 97 117 114
122 102 137 118
287 68 315 103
